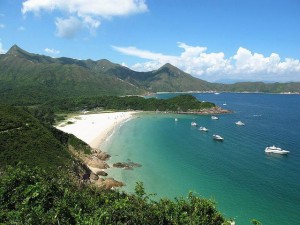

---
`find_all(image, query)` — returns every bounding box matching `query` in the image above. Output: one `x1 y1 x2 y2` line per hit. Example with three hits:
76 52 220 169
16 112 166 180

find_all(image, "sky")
0 0 300 83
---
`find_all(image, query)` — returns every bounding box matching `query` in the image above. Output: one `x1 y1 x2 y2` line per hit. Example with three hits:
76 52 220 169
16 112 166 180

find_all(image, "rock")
96 170 108 176
90 172 99 180
103 178 124 189
113 161 142 169
84 156 109 169
96 151 111 160
113 162 128 168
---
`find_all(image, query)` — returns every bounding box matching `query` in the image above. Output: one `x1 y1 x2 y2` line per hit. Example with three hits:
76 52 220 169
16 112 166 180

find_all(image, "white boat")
211 116 218 120
235 121 245 126
214 92 220 95
191 122 197 126
175 118 178 122
213 134 224 141
199 127 208 132
265 146 289 155
223 103 227 106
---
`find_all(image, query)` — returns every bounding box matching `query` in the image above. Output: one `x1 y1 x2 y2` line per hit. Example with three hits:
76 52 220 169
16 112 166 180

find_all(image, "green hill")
0 104 90 173
0 45 143 105
0 45 299 106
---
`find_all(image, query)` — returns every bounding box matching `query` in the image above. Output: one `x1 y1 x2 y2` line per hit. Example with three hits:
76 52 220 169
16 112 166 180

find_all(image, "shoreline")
56 111 137 149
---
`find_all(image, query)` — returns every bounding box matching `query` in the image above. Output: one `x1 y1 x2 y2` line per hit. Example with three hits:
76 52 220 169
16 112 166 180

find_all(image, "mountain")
0 45 299 105
0 45 144 104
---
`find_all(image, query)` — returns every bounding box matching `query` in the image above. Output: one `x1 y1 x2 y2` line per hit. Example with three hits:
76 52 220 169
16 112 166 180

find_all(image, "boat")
213 134 224 141
223 103 227 106
191 122 197 126
199 127 208 132
211 116 218 120
175 118 178 122
214 92 220 95
265 146 289 154
235 121 245 126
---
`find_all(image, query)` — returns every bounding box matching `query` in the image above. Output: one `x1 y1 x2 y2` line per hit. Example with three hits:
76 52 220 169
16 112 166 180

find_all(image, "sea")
101 93 300 225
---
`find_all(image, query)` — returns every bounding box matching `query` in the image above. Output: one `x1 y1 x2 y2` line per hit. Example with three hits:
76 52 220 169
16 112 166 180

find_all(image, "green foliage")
46 94 215 113
0 105 91 171
1 45 298 107
0 165 226 225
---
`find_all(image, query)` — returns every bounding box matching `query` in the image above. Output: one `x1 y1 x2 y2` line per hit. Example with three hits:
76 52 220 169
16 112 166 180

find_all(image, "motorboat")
211 116 218 120
199 127 208 132
223 103 227 106
191 122 197 126
213 134 224 141
175 118 178 122
265 146 289 154
235 121 245 126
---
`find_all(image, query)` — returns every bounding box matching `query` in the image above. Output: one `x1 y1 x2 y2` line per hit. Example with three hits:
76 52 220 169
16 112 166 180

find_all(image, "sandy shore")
56 111 136 149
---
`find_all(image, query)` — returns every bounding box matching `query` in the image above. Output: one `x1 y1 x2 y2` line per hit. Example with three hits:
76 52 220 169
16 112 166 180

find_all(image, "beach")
56 111 136 149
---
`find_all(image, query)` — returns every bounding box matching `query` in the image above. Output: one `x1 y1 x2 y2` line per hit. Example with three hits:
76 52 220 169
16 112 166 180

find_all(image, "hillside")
0 45 299 106
0 45 215 105
0 104 91 174
0 45 144 104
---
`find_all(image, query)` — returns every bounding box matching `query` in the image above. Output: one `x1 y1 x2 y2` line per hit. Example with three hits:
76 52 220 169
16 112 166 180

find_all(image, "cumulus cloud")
0 24 5 29
113 43 300 82
44 48 60 55
55 16 83 38
22 0 148 38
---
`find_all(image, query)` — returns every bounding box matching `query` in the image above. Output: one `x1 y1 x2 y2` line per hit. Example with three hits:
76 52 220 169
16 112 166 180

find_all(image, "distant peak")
7 45 31 56
161 63 175 69
158 63 184 74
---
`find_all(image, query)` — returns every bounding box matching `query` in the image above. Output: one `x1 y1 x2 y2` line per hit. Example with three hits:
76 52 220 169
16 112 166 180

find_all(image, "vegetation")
0 104 90 172
0 45 265 224
0 45 298 106
0 165 227 225
45 94 215 114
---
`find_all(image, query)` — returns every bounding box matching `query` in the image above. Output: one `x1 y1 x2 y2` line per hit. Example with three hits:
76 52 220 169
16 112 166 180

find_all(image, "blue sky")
0 0 299 83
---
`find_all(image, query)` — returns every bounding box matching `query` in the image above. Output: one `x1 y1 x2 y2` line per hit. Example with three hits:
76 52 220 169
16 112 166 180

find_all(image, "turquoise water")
101 93 300 225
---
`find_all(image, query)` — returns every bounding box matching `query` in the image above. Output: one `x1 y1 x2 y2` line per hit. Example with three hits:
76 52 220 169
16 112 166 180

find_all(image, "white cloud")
55 16 82 38
113 43 300 82
22 0 148 38
44 48 60 55
0 24 5 29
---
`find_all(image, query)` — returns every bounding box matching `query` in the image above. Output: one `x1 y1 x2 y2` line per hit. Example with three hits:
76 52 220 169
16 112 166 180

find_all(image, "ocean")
101 93 300 225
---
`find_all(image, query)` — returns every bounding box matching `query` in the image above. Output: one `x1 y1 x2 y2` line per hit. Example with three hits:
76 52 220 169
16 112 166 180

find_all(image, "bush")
0 165 226 225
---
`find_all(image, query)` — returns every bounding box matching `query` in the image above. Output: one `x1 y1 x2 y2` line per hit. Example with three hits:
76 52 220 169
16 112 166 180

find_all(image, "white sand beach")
56 111 136 149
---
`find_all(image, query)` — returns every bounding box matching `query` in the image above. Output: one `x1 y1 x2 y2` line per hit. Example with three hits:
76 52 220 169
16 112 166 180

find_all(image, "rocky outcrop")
94 178 124 189
178 106 231 115
84 156 109 169
113 161 142 170
91 149 111 160
96 171 108 176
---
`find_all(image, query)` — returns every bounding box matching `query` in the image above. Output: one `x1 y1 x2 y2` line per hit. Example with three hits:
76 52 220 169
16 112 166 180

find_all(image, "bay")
101 93 300 225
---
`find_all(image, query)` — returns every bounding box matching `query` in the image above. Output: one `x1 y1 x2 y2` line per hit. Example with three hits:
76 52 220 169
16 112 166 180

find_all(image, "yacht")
235 121 245 126
213 134 224 141
191 122 197 126
265 146 289 154
211 116 219 120
199 127 208 132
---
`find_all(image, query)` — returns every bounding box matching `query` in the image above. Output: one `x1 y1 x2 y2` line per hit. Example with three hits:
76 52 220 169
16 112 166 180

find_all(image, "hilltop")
0 45 299 105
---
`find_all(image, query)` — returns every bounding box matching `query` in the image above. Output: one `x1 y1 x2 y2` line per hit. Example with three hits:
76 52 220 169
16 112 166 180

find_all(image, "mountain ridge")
0 45 299 105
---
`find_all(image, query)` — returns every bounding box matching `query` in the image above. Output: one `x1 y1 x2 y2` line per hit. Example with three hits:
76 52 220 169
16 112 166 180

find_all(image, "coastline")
56 111 137 149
